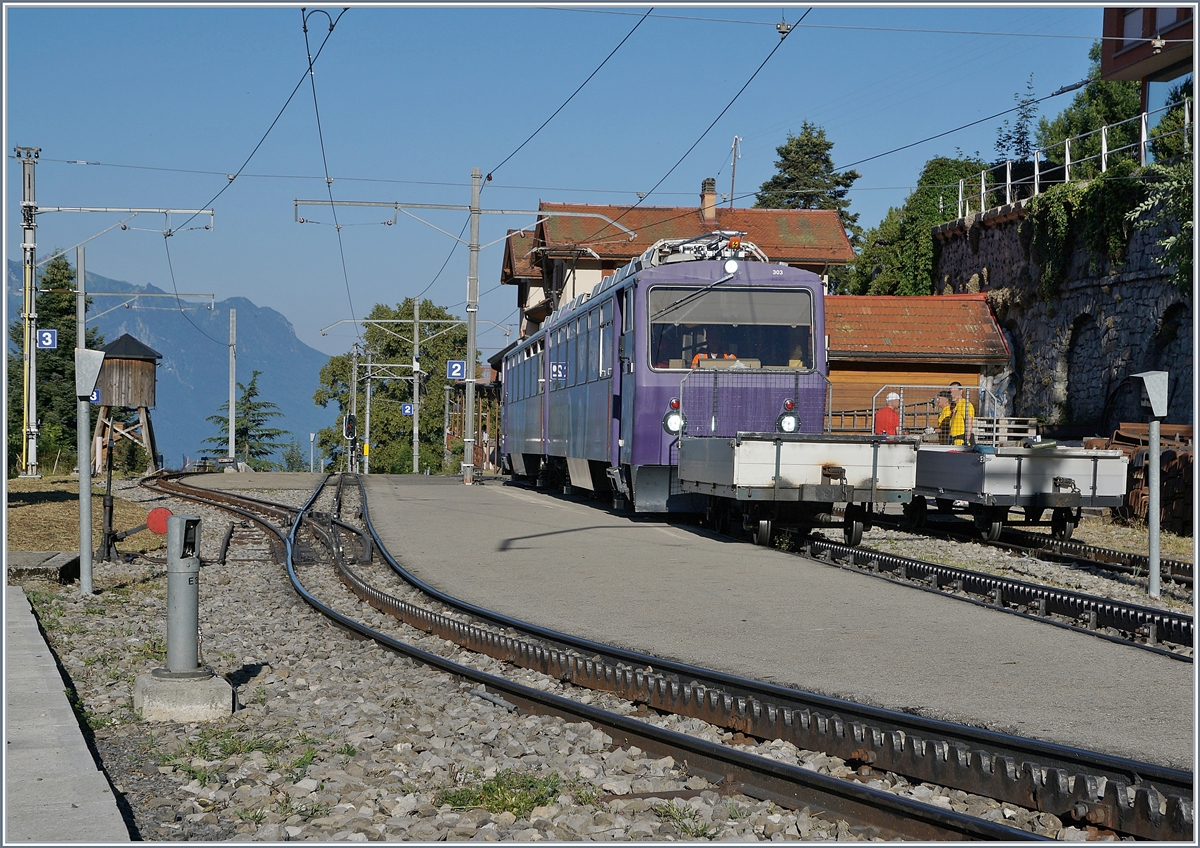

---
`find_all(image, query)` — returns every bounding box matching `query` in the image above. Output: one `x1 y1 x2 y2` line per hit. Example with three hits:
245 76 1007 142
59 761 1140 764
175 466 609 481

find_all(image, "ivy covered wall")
932 191 1192 430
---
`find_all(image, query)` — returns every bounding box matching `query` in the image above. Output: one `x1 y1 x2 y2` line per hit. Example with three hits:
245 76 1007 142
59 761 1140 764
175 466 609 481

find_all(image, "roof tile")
825 294 1009 363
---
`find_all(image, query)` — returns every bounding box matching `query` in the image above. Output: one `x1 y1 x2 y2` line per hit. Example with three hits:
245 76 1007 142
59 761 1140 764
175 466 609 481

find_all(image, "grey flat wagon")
908 443 1129 541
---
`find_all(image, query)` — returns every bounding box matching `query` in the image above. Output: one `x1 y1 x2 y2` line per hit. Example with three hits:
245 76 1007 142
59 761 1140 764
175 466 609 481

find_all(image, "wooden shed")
96 333 162 408
824 294 1011 432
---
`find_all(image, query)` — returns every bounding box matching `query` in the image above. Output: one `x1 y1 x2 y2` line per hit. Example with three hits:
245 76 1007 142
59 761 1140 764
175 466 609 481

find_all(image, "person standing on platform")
947 381 976 446
874 392 901 435
935 391 952 444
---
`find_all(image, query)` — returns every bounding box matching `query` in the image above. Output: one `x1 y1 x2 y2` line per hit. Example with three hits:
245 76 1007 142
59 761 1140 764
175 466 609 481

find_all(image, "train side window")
619 289 632 334
566 321 576 388
575 318 587 385
600 300 613 378
588 310 600 382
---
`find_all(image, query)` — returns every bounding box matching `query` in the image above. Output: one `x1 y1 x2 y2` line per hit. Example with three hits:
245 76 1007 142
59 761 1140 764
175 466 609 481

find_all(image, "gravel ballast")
14 475 1175 841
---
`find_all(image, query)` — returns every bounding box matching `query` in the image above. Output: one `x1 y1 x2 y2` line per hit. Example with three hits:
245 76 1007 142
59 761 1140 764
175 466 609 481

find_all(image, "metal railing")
958 99 1192 218
831 385 1032 445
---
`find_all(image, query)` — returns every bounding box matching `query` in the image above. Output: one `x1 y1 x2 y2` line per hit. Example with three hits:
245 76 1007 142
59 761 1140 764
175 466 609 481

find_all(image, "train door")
618 286 635 467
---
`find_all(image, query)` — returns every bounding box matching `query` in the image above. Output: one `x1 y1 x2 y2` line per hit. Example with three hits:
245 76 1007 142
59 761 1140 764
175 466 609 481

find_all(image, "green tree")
849 153 989 295
6 253 106 475
1149 75 1193 162
755 122 862 246
313 299 469 473
278 437 308 472
1036 42 1141 178
1127 160 1193 292
995 74 1039 162
202 370 290 470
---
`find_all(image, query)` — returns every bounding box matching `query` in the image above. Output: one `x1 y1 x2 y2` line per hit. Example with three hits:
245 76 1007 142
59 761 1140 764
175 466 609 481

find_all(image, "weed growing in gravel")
64 686 114 731
653 799 719 839
235 807 267 824
774 533 795 552
249 686 268 705
436 768 562 818
288 748 317 781
132 635 166 661
335 743 357 758
566 775 599 806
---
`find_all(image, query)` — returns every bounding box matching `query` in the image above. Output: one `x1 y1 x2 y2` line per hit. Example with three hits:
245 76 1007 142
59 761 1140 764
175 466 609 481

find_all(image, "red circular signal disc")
147 507 173 535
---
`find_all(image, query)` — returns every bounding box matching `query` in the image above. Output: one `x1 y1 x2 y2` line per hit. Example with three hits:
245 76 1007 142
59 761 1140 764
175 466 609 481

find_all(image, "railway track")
873 510 1194 587
145 471 1194 841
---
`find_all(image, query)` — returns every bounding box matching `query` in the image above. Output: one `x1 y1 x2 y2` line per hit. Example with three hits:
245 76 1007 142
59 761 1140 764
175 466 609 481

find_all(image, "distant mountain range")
7 260 333 470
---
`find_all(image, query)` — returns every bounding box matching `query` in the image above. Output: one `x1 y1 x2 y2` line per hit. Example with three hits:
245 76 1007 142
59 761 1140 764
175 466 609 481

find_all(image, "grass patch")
6 475 166 554
653 799 720 839
436 769 563 819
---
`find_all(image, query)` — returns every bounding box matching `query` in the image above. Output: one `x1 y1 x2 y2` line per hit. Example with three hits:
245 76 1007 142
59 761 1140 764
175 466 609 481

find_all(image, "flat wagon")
908 442 1129 540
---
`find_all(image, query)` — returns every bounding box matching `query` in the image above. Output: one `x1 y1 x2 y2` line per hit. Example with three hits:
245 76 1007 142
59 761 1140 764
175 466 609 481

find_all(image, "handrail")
957 99 1192 218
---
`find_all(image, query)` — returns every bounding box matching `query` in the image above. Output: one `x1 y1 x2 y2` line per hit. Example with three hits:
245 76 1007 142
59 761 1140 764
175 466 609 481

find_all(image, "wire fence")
958 99 1192 218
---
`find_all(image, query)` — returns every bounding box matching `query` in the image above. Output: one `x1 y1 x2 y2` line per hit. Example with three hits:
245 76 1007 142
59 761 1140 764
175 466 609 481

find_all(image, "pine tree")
6 253 105 475
202 370 290 470
754 122 862 246
995 74 1039 161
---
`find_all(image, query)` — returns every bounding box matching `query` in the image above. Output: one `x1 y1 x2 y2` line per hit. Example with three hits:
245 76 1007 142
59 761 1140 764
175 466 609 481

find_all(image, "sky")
4 3 1157 360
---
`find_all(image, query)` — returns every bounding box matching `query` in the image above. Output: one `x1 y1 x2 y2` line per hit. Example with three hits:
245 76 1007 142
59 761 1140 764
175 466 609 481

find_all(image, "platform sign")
36 329 57 349
401 403 414 416
550 362 568 380
89 389 101 404
446 360 466 380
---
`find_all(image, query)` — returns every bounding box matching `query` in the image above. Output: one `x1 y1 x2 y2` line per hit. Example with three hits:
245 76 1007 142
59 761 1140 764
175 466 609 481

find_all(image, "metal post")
309 432 315 473
1148 417 1162 598
76 247 93 595
412 298 420 474
463 168 481 484
443 384 452 471
164 515 203 674
957 179 964 218
1064 137 1071 183
228 308 236 461
1005 160 1012 206
1140 111 1149 166
979 170 986 213
1034 150 1041 195
351 345 359 473
364 349 372 475
18 148 40 477
1101 125 1109 172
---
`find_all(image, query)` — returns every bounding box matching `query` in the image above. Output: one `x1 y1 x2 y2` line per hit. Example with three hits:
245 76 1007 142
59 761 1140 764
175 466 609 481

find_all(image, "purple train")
500 232 825 507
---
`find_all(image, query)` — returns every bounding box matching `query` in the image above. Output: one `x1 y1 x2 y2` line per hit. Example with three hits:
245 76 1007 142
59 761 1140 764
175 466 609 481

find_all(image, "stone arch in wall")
1065 313 1104 427
1145 301 1193 424
1002 322 1025 415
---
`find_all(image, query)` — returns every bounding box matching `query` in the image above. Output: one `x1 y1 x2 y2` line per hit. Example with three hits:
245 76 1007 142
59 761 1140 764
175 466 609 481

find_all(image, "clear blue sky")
6 4 1128 358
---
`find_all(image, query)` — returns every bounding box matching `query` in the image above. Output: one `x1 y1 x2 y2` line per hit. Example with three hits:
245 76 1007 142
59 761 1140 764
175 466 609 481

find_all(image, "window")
648 286 815 370
575 318 588 385
566 320 576 387
600 300 614 378
587 310 600 382
1124 8 1143 44
1156 7 1178 30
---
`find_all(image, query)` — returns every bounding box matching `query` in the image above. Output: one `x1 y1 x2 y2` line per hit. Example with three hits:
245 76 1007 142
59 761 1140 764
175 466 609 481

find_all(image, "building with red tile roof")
823 294 1012 428
501 178 854 336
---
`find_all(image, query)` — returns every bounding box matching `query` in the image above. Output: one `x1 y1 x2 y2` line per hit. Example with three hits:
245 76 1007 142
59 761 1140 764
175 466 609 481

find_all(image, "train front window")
648 286 813 370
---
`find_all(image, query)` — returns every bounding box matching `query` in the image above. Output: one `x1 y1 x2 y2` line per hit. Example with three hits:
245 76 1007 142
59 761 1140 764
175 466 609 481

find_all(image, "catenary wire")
302 8 358 337
486 7 653 181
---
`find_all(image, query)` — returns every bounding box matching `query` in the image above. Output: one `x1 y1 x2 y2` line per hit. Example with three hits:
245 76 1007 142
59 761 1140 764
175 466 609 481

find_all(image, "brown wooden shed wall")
97 358 156 408
828 362 981 433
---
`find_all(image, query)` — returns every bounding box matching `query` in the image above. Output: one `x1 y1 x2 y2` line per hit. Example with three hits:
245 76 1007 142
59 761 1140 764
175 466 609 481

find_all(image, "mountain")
7 260 332 470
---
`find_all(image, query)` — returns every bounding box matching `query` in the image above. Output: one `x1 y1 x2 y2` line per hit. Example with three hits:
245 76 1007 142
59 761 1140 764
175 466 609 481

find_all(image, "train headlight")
777 412 799 433
662 398 686 435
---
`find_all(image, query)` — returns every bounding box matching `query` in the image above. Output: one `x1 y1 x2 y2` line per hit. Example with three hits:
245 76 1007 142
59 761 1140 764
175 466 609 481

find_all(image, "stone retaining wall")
933 204 1192 430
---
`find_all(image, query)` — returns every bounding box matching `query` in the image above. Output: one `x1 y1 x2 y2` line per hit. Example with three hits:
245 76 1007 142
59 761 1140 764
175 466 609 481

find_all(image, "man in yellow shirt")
946 381 975 446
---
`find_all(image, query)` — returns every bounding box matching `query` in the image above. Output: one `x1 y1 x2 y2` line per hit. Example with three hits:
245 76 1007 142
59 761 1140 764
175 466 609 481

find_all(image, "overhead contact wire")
302 7 358 336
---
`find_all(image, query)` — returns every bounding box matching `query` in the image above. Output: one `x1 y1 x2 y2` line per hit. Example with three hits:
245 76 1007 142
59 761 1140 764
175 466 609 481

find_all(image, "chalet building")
500 178 855 338
1101 6 1193 110
824 294 1012 431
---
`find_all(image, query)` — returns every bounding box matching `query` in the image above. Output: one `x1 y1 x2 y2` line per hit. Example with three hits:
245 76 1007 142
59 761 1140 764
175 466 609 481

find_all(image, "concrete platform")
4 587 130 842
362 475 1195 771
6 551 80 584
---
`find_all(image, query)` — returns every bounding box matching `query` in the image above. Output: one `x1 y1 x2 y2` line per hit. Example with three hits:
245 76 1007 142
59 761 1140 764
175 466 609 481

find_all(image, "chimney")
700 177 717 225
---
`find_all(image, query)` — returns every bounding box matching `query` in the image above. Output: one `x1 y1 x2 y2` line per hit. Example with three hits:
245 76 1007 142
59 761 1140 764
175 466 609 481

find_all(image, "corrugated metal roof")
536 202 855 265
825 294 1010 363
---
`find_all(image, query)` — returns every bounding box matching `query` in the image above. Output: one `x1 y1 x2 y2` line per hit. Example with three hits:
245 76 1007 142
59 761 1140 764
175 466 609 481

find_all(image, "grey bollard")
159 515 211 679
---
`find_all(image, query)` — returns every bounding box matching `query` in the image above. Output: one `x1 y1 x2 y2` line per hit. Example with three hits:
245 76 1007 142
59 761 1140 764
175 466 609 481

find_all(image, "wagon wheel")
1051 508 1075 541
904 496 927 529
936 498 955 515
977 510 1005 543
843 504 864 547
755 518 773 547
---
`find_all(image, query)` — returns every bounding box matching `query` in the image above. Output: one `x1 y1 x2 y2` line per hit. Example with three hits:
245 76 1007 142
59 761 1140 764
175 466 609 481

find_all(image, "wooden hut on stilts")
92 333 162 474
